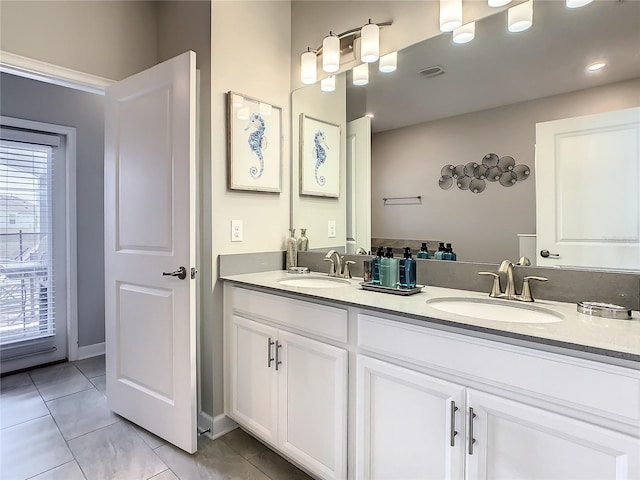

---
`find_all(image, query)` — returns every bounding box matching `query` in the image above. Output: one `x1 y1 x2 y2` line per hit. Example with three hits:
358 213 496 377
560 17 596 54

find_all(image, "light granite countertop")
221 270 640 368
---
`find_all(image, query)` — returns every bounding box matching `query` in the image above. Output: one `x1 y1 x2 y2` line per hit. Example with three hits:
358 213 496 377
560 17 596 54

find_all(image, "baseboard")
77 342 105 360
198 411 237 440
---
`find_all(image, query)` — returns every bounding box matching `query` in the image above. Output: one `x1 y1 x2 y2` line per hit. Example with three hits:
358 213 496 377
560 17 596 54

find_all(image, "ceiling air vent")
419 65 446 78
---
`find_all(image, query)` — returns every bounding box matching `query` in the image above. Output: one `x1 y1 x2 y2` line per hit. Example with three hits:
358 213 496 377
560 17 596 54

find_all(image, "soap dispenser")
286 228 298 270
297 228 308 252
417 242 430 259
434 242 446 260
372 246 384 285
382 247 399 288
399 247 417 288
446 242 457 261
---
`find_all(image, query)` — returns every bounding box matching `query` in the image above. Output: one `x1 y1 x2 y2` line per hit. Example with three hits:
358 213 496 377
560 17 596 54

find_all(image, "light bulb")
322 33 340 73
353 63 369 86
301 49 317 85
379 52 398 73
440 0 462 32
453 22 475 44
508 0 533 33
361 21 380 63
321 75 336 92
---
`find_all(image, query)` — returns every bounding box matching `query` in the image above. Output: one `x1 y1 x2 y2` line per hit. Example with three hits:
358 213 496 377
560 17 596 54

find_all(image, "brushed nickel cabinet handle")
468 407 477 455
275 340 282 371
450 400 459 447
267 338 275 368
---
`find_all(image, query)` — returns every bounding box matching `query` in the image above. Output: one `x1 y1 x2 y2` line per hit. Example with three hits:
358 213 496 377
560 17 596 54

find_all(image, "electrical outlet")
231 220 243 242
328 220 336 238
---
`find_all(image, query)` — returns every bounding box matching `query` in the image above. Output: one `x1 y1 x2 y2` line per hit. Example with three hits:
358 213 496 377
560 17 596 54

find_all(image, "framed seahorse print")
227 91 282 192
299 114 340 197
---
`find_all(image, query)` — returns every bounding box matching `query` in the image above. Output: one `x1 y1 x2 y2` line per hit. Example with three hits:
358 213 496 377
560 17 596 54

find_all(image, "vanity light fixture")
322 32 340 73
440 0 463 32
566 0 593 8
586 62 606 72
361 19 380 63
453 22 475 44
353 63 369 86
300 48 317 85
379 52 398 73
488 0 512 6
508 0 533 33
321 75 336 92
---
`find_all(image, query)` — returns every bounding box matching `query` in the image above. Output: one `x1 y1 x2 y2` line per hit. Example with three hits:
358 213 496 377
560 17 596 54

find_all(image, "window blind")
0 134 57 354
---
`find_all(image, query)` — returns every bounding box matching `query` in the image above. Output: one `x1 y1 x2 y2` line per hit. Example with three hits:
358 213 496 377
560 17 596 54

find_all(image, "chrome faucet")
478 259 548 302
323 250 355 278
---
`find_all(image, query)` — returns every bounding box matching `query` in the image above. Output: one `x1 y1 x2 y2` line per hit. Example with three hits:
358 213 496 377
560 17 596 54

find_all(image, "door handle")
468 407 477 455
275 341 282 371
540 250 560 258
162 266 187 280
450 400 459 447
267 338 275 368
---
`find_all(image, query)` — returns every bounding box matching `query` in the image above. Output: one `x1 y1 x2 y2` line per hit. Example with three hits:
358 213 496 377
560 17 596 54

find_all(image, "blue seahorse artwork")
244 113 267 179
312 130 329 186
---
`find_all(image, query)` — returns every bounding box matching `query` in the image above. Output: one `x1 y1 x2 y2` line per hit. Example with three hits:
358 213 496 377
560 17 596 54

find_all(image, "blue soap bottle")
381 247 399 288
446 243 457 261
399 247 417 288
371 246 384 285
417 242 430 259
434 242 446 260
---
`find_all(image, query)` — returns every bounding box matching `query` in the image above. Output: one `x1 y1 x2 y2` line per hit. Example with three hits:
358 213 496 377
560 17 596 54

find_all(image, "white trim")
0 116 79 363
77 342 105 360
198 412 237 440
0 50 113 95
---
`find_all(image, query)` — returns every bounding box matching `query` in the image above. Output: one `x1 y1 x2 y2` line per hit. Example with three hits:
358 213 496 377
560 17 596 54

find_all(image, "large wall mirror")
291 0 640 271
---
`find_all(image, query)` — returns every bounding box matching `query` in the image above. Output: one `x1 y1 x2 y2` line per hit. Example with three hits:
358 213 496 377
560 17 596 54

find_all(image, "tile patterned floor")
0 356 313 480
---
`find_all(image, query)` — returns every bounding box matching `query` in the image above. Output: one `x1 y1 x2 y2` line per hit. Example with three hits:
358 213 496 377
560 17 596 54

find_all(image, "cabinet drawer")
358 313 640 428
230 286 348 343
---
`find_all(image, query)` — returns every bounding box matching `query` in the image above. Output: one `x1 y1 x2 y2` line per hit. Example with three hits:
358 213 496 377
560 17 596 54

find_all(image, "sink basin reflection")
277 276 352 289
425 297 564 324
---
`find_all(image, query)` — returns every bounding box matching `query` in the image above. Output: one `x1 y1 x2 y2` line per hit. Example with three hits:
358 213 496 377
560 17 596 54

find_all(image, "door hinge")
190 267 198 279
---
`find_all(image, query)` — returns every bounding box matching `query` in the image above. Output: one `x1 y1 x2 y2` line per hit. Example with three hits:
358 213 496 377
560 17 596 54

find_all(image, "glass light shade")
440 0 462 32
353 63 369 86
231 94 244 109
321 75 336 92
379 52 398 73
566 0 593 8
453 22 475 44
322 34 340 73
237 107 250 120
508 0 533 33
301 50 317 85
259 103 272 116
360 22 380 63
488 0 512 6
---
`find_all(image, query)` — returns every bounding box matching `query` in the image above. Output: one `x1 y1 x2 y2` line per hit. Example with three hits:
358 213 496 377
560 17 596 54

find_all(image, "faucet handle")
478 271 502 297
518 276 548 302
343 260 355 279
323 258 337 277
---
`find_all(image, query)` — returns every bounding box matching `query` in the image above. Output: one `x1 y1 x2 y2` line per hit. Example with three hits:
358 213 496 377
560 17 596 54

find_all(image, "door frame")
1 50 113 361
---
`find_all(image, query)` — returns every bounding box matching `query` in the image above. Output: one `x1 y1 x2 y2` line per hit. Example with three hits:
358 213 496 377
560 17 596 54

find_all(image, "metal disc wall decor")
438 153 530 194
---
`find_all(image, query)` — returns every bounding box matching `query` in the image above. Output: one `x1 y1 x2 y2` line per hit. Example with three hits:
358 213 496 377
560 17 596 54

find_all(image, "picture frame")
299 114 340 197
227 91 282 192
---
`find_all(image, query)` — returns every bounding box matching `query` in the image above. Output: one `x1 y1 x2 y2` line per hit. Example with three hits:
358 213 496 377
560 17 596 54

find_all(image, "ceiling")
352 0 640 133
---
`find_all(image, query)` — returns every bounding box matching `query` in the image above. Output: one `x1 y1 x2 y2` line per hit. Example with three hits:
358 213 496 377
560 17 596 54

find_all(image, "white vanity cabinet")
225 285 348 480
356 313 640 480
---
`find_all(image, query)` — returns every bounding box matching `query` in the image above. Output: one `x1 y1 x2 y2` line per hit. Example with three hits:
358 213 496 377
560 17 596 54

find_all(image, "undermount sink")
277 276 352 289
425 297 564 324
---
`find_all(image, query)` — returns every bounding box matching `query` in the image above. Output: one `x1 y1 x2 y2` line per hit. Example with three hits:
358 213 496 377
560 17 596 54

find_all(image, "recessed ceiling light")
586 62 606 72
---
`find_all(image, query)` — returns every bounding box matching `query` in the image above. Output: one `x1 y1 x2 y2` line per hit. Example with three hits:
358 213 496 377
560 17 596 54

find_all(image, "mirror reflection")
291 0 640 270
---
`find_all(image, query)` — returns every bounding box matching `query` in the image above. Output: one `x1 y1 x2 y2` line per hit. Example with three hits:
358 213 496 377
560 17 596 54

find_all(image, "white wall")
210 0 291 417
371 78 640 263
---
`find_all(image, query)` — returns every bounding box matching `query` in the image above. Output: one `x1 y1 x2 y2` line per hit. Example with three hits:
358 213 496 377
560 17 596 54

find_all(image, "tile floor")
0 356 313 480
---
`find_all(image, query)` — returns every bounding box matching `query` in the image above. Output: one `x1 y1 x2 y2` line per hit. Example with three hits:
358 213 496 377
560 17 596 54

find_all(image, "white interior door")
346 117 371 254
536 107 640 270
104 51 197 453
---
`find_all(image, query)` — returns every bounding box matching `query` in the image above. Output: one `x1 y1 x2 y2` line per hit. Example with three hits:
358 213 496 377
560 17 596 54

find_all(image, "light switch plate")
328 220 336 238
231 220 243 242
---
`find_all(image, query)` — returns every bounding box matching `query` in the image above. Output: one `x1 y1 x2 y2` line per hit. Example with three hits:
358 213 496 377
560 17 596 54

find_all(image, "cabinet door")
356 355 466 480
466 389 640 480
229 316 278 444
277 330 347 480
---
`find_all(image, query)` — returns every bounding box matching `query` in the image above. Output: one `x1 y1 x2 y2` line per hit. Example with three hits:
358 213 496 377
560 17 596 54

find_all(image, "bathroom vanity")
222 271 640 480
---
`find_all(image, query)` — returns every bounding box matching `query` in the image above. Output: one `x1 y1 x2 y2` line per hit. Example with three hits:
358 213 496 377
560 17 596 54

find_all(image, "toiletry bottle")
372 246 384 285
417 242 430 259
399 247 417 288
297 228 308 252
443 244 452 261
446 242 457 261
286 228 298 270
382 247 399 288
434 242 446 260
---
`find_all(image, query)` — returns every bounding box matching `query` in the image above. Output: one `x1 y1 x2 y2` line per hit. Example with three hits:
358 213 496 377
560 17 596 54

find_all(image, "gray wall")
0 72 106 347
371 78 640 263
